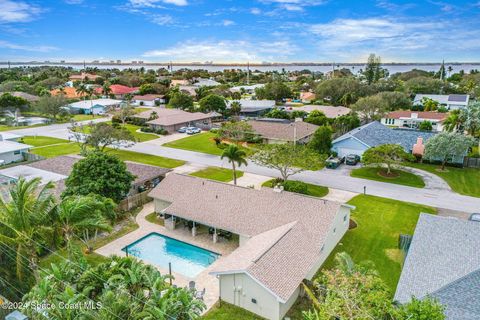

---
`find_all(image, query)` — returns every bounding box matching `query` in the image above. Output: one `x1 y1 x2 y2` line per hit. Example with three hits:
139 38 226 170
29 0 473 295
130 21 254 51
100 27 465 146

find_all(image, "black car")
345 154 360 165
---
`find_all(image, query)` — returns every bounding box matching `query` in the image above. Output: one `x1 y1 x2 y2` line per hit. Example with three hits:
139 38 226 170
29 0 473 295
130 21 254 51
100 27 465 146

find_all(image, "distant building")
66 98 122 115
227 99 275 117
101 84 139 99
382 111 448 132
230 84 265 94
192 78 221 87
134 107 214 133
247 119 319 144
69 72 100 82
395 214 480 320
299 91 316 103
413 94 470 110
1 91 39 103
133 94 165 106
285 105 351 118
50 87 85 99
170 79 190 87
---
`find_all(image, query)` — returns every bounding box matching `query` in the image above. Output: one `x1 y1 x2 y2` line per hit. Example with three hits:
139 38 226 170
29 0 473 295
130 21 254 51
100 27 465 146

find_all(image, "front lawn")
21 136 69 147
31 142 81 158
71 114 106 122
190 167 243 182
323 194 436 292
75 121 159 142
262 179 329 197
108 149 185 168
202 302 264 320
351 167 425 188
145 212 165 226
406 162 480 197
164 132 223 155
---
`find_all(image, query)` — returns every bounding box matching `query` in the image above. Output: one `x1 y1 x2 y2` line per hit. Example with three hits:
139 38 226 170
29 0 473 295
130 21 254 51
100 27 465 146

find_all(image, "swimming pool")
122 233 220 278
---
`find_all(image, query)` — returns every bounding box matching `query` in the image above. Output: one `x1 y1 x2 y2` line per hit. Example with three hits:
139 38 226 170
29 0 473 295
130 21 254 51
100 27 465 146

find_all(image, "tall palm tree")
220 144 247 185
443 109 464 132
0 178 55 281
230 101 242 116
53 196 111 257
102 82 112 98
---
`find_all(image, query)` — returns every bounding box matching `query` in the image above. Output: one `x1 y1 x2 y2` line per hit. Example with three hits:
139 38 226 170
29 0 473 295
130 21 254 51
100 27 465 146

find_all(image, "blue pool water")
122 233 219 278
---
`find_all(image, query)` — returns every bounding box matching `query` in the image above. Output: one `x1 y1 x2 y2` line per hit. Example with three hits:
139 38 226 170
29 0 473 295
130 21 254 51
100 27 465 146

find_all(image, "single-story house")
95 84 139 99
178 85 197 96
227 99 276 117
1 132 22 142
66 98 123 115
133 94 166 106
230 84 265 94
2 91 40 103
149 173 354 320
382 111 448 132
394 214 480 319
50 87 85 99
247 119 319 144
170 79 190 87
69 72 100 82
192 78 221 87
331 121 438 157
300 91 316 103
413 94 470 110
0 134 32 165
285 105 351 118
136 107 214 133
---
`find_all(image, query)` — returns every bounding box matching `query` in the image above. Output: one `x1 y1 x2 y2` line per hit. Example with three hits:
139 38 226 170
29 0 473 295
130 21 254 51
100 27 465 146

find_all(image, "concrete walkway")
96 202 237 311
400 166 452 191
228 172 273 189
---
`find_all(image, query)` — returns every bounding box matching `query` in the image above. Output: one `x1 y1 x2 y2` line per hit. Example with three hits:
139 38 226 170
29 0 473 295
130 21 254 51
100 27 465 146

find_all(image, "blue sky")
1 0 480 63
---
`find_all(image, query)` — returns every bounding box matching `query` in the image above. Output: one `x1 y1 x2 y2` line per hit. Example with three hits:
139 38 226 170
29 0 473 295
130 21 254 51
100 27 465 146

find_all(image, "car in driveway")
177 127 188 133
186 127 201 135
325 155 345 169
469 213 480 222
345 154 360 166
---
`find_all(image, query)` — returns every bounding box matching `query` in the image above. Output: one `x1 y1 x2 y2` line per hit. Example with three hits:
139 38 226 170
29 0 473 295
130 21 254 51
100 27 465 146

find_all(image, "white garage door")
337 148 364 158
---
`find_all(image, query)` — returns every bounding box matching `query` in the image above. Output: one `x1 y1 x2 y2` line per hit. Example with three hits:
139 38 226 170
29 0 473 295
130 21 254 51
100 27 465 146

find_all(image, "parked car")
469 213 480 222
325 155 345 169
177 127 188 133
345 154 360 165
186 127 201 135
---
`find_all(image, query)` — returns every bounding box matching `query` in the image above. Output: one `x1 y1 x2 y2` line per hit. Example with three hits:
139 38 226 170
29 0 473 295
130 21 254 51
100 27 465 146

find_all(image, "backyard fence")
463 156 480 168
118 190 152 211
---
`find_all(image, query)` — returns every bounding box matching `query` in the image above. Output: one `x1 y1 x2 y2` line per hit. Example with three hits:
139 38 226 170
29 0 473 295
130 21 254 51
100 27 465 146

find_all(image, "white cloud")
64 0 84 4
128 0 187 7
0 40 58 52
222 19 235 26
0 0 43 23
142 39 299 62
151 14 174 25
250 7 261 14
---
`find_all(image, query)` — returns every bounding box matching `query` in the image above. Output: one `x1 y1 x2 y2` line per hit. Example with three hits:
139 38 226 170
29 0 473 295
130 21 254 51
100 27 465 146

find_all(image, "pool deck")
95 201 238 310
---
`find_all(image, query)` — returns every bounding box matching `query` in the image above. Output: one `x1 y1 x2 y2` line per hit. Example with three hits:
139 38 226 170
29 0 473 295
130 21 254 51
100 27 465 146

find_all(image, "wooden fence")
118 190 152 211
463 156 480 168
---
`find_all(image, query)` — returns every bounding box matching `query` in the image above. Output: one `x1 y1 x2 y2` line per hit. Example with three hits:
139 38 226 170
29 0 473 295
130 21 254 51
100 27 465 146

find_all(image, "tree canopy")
424 132 474 170
362 144 413 174
308 126 333 155
198 94 226 113
168 91 194 111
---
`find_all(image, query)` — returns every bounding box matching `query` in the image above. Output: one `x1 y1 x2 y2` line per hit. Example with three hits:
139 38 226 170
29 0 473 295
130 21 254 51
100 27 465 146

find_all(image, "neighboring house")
0 155 171 196
413 94 470 110
1 132 22 142
133 94 165 106
381 111 448 132
247 119 319 144
66 98 122 115
50 87 85 99
394 214 480 320
69 72 100 82
331 121 438 158
227 99 275 117
95 84 139 99
300 91 316 103
148 173 354 320
170 79 190 87
0 134 32 165
2 91 40 103
178 85 197 96
230 84 265 94
192 78 221 87
135 107 214 133
286 105 351 118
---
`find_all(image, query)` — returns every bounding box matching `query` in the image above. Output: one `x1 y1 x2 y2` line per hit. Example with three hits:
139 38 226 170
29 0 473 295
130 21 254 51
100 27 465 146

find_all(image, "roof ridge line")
427 267 480 299
252 221 298 263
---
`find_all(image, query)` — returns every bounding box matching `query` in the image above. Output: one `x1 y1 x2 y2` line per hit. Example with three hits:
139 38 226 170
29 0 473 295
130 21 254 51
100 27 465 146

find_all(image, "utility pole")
247 62 250 85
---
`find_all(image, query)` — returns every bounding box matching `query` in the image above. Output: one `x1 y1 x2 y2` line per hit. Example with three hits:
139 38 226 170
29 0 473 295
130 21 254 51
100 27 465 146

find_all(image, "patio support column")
213 227 218 243
192 222 197 237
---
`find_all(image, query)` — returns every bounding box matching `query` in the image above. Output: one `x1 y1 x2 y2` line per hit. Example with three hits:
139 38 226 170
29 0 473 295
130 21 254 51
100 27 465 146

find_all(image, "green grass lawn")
76 121 159 142
21 136 69 147
71 114 106 122
262 179 329 197
351 167 425 188
406 162 480 197
31 142 82 158
107 149 185 168
202 302 265 320
323 195 436 292
145 212 165 226
164 132 224 155
190 167 243 182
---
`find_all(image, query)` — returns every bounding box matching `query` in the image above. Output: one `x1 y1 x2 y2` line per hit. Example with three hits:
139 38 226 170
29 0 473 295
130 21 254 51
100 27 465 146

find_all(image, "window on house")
14 151 20 155
343 215 347 222
333 228 336 234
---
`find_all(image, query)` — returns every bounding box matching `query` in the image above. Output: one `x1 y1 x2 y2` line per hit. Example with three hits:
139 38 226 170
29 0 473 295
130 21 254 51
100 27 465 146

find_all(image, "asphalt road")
6 123 480 212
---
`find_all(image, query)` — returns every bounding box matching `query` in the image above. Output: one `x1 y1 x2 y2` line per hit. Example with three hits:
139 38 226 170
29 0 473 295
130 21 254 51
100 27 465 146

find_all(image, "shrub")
282 180 308 195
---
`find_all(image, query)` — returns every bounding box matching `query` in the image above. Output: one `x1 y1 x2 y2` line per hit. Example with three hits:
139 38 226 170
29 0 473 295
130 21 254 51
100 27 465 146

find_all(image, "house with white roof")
230 84 265 94
148 174 354 320
193 78 221 87
66 99 123 115
227 99 275 117
413 94 470 110
0 134 32 165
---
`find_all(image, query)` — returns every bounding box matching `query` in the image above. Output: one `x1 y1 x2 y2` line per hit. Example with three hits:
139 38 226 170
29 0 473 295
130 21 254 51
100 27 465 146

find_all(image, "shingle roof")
247 119 319 142
109 84 139 95
394 214 480 319
28 155 170 185
148 173 348 302
2 91 39 102
333 121 436 151
143 108 212 126
133 94 165 101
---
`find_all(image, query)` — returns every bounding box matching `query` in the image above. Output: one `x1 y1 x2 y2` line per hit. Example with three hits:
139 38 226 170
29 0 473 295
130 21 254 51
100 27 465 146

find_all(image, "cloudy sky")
1 0 480 62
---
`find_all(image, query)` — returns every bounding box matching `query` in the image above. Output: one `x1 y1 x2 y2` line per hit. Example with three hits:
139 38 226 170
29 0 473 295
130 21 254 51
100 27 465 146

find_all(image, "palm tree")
76 83 88 100
220 144 247 185
102 82 112 98
0 178 55 280
443 109 464 132
230 101 242 116
53 196 111 257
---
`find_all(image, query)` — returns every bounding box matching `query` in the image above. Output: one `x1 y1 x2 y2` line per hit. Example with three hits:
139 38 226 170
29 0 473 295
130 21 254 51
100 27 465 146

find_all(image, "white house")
132 94 165 106
230 84 265 94
192 78 221 87
148 174 354 320
66 99 123 115
227 99 275 117
0 134 32 165
413 94 470 110
381 111 448 132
